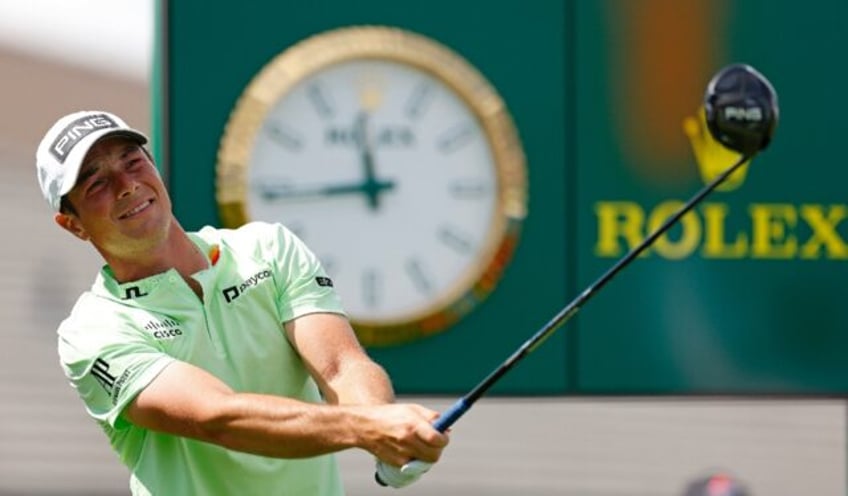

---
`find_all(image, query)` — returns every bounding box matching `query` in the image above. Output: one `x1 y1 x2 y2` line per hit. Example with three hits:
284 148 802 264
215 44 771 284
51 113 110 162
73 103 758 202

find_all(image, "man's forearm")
323 358 395 405
125 357 433 464
200 392 369 458
198 388 443 467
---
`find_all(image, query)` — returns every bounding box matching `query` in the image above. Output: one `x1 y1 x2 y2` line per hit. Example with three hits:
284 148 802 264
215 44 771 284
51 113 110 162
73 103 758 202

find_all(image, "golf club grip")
433 398 470 432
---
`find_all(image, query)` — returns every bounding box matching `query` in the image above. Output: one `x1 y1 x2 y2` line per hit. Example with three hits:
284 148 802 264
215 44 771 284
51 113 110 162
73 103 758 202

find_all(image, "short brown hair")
59 195 77 216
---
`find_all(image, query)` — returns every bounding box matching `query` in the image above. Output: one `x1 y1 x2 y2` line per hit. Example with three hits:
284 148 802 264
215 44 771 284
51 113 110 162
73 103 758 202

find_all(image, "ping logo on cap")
49 113 119 163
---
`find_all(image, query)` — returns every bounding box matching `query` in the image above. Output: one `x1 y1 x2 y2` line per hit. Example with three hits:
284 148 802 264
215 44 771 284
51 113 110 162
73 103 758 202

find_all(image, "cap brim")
57 128 149 198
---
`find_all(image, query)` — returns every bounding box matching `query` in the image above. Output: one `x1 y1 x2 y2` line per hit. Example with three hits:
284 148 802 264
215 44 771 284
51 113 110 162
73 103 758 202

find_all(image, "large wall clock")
217 25 527 346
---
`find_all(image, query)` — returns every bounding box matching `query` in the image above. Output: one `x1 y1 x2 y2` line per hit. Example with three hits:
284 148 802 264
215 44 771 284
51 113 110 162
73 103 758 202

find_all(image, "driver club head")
704 63 779 155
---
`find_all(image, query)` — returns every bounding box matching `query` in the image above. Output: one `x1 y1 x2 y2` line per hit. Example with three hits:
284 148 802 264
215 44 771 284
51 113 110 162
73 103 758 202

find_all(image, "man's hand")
362 403 448 465
375 460 433 488
363 403 448 488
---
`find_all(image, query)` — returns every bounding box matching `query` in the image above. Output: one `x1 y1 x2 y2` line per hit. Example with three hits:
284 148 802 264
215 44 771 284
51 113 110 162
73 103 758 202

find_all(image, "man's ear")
54 212 90 241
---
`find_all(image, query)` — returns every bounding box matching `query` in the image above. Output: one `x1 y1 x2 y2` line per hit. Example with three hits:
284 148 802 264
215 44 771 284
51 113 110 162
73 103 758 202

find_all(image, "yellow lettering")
594 200 848 261
648 201 700 259
799 204 848 259
750 204 797 258
701 203 748 258
594 202 644 257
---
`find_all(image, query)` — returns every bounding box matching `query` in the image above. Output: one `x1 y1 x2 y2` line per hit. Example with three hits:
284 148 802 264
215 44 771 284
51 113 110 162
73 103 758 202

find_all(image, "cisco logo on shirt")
144 318 183 340
222 270 272 303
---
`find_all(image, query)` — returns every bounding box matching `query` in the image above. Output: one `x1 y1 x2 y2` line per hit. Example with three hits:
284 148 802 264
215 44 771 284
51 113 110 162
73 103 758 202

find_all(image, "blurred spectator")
683 472 751 496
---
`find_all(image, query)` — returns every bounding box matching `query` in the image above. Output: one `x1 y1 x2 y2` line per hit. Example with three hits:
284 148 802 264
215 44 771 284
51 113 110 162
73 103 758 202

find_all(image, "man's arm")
284 313 452 487
283 312 450 466
283 312 393 406
125 361 356 457
122 313 448 466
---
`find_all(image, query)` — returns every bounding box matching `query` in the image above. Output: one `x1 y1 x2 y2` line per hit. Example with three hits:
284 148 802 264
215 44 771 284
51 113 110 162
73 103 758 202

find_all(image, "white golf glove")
375 459 433 488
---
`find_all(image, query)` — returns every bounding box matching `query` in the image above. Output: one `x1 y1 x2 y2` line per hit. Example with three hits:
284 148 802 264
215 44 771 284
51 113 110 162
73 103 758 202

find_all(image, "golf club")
376 62 778 486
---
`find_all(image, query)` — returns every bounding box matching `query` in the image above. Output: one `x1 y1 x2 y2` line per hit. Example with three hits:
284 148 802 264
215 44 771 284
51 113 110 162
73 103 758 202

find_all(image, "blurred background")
0 1 845 495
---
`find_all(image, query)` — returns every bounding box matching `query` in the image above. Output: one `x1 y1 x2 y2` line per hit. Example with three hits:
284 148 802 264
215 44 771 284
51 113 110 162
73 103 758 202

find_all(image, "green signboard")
573 1 848 394
155 0 848 394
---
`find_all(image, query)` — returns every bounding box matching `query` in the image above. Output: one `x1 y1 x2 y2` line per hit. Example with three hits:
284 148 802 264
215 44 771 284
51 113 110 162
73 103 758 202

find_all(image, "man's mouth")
119 199 153 219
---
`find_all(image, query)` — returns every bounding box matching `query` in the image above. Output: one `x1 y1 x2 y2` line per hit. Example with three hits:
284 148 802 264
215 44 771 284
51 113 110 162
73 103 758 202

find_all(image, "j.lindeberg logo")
223 270 273 303
49 113 119 163
144 318 183 340
122 286 149 300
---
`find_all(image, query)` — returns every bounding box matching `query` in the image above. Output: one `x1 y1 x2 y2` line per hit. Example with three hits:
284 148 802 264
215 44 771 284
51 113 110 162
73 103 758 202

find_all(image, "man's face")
59 136 173 256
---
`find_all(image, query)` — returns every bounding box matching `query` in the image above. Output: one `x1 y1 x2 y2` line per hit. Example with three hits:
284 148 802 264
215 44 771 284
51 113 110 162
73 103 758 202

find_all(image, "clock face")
217 27 527 345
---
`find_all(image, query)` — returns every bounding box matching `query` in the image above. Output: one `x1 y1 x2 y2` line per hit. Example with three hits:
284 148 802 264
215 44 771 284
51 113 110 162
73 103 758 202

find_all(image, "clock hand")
256 179 396 201
356 112 387 211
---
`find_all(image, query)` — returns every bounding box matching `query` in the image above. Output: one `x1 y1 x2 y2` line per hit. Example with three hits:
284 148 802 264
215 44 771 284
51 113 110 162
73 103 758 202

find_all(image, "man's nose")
113 172 138 198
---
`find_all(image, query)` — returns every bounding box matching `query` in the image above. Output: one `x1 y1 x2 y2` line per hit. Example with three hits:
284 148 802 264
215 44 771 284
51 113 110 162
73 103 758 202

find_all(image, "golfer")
36 110 448 495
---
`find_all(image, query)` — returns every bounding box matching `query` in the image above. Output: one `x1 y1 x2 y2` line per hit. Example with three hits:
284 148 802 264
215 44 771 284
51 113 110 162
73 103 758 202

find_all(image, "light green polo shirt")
57 221 347 495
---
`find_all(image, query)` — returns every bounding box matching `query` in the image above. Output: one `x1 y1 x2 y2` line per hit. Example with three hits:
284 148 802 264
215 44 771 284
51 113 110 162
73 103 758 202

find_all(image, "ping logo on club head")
683 105 751 191
723 105 763 122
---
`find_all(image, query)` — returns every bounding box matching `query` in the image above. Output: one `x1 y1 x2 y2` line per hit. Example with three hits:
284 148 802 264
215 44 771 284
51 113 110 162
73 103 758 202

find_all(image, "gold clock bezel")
217 25 527 346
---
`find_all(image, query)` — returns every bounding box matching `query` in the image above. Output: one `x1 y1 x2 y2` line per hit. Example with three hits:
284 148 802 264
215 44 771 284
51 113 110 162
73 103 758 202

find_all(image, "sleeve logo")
91 358 117 394
91 358 132 405
315 276 333 287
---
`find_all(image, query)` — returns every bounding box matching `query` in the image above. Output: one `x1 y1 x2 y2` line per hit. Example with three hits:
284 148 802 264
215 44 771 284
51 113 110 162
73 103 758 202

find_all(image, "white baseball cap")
36 110 148 211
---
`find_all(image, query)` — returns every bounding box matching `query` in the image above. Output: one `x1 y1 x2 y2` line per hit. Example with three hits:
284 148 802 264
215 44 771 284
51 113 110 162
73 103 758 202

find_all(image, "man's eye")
88 179 106 193
128 158 143 168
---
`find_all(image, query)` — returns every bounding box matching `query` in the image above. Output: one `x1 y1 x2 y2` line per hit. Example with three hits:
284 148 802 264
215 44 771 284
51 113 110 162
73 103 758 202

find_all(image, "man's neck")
102 221 209 287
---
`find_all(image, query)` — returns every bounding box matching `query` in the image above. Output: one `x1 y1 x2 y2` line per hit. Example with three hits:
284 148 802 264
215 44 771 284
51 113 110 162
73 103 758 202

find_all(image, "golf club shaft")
432 152 753 432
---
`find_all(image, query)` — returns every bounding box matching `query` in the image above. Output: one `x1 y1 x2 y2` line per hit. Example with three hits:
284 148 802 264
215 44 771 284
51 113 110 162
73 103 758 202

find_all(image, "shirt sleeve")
263 222 346 322
58 313 175 429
